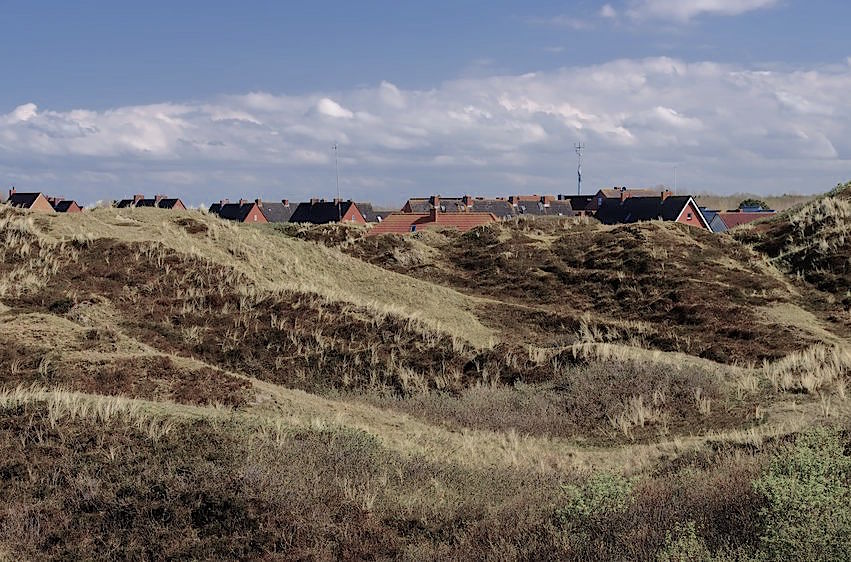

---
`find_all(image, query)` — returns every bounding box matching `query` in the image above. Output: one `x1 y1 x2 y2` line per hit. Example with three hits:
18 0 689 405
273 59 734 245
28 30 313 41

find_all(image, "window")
410 225 417 232
687 212 693 220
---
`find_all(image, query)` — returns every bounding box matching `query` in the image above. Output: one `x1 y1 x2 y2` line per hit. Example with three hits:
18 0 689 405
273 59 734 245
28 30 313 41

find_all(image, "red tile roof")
368 212 497 236
718 211 776 229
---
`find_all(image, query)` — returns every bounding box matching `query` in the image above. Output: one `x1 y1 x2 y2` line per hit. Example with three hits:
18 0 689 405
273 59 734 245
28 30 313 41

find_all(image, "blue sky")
1 0 849 205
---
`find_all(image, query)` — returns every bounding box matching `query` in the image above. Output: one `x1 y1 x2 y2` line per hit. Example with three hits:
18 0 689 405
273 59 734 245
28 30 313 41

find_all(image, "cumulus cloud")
628 0 778 21
316 97 354 119
0 62 849 205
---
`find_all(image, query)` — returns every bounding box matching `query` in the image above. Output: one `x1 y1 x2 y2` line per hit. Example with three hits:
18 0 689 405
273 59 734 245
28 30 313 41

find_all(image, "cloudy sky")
1 0 849 205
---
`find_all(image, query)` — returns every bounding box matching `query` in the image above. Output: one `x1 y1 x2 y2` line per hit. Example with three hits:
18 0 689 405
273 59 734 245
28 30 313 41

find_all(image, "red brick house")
4 189 55 212
209 199 268 223
289 199 366 224
47 197 83 213
596 191 710 230
369 196 497 235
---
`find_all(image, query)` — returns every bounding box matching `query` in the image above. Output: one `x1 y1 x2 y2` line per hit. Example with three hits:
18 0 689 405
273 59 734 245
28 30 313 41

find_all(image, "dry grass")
14 206 494 347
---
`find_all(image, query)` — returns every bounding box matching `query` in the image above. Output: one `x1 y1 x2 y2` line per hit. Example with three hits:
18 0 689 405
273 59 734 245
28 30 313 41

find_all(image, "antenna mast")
333 142 341 221
574 142 585 195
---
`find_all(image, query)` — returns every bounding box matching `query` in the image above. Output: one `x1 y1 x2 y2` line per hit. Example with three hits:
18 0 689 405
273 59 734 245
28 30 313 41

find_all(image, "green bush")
557 471 634 521
753 428 851 561
657 521 712 562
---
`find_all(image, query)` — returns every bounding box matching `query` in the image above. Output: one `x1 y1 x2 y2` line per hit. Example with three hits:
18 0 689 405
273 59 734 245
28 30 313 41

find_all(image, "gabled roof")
116 197 184 209
514 200 573 216
7 192 45 209
561 196 593 211
597 195 707 227
209 202 258 222
52 200 82 212
258 201 295 223
368 211 497 235
289 201 360 224
718 211 776 229
470 199 515 218
403 197 467 213
597 188 663 199
356 202 389 223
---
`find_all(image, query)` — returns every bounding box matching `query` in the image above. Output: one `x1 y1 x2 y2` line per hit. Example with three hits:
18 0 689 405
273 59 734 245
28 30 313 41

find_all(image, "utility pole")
333 142 341 221
574 142 585 195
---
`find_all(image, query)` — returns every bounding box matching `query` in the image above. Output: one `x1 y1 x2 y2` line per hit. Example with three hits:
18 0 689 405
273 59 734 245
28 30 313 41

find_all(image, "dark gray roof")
289 201 360 224
258 201 296 223
709 214 728 233
209 202 256 221
514 200 573 216
7 192 44 208
52 200 80 212
470 199 515 218
404 197 467 213
699 208 728 233
356 202 389 223
116 197 184 209
403 197 517 218
596 196 696 225
561 195 593 211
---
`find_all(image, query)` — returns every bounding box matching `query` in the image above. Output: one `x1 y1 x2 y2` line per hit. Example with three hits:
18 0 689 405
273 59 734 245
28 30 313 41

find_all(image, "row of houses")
1 189 84 213
2 186 775 234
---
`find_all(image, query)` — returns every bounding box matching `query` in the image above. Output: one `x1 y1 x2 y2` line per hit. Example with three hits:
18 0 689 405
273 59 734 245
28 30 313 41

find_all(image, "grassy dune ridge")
0 187 850 560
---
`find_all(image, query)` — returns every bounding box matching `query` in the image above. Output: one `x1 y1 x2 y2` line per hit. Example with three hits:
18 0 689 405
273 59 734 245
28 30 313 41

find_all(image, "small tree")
753 428 851 561
738 198 768 210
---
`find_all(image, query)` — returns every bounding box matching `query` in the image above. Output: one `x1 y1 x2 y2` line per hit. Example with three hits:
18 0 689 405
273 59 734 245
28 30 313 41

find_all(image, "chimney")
220 198 229 206
333 197 342 204
462 195 473 207
8 187 15 200
154 194 165 204
661 190 671 202
282 199 289 206
255 198 262 207
620 189 628 203
133 194 144 204
310 197 319 204
238 198 247 205
430 195 440 221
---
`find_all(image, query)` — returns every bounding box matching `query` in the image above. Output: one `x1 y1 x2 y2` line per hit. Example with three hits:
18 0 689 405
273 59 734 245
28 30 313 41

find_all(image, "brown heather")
0 186 849 560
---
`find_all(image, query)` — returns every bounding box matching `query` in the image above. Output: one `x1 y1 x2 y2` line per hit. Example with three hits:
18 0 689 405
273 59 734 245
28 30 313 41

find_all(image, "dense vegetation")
0 184 849 559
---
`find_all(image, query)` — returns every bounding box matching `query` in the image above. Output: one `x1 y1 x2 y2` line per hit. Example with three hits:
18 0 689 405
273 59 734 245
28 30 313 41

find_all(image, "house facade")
209 199 268 223
596 192 711 230
289 199 366 224
5 189 55 212
257 199 296 223
48 197 83 213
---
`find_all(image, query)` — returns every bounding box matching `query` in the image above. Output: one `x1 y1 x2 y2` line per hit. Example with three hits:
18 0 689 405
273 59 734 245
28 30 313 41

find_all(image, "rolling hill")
1 193 850 560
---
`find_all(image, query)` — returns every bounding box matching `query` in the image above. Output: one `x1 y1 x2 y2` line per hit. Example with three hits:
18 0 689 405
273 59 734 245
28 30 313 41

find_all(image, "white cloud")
316 97 354 119
600 4 618 18
1 56 849 204
6 103 38 124
628 0 778 22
